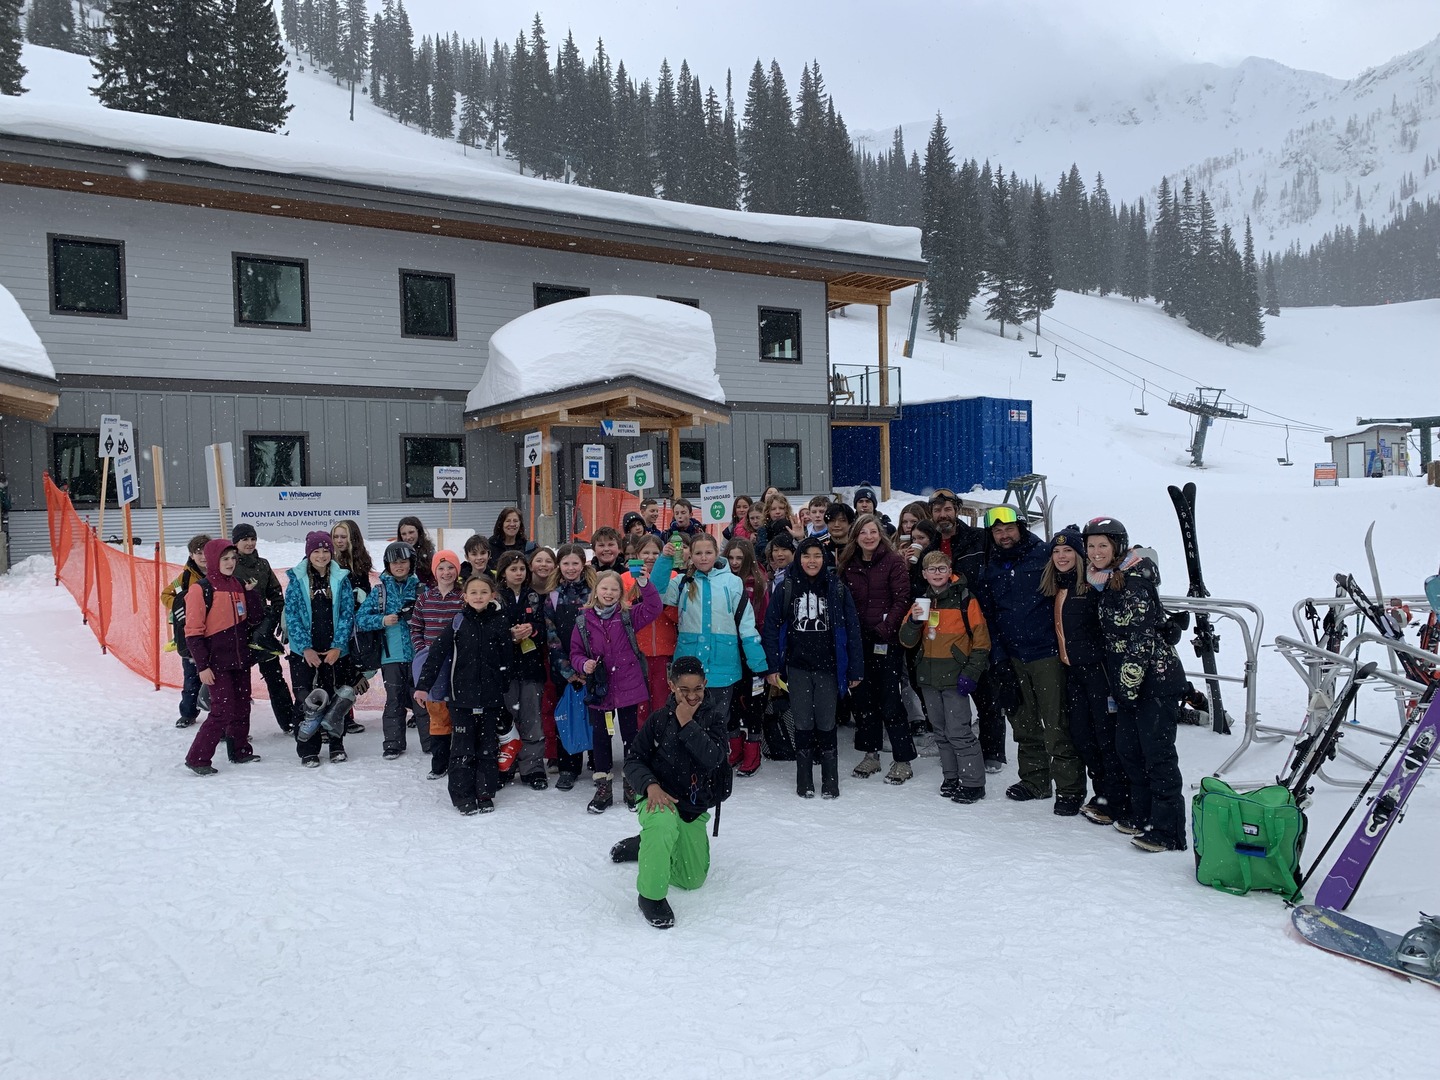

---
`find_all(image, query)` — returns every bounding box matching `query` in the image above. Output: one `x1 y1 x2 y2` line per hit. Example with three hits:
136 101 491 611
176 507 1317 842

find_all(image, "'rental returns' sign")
232 487 369 539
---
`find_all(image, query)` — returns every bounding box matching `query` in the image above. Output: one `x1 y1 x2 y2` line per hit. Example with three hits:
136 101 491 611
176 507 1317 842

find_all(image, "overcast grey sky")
397 0 1436 130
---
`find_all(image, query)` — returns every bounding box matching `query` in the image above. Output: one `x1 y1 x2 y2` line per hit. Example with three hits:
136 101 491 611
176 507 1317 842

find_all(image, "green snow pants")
1010 656 1085 799
636 803 712 901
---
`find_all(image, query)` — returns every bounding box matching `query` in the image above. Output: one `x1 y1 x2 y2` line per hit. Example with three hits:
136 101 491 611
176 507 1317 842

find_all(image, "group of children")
168 490 1001 823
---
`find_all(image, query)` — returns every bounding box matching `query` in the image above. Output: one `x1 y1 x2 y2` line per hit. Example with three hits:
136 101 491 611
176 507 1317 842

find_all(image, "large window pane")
235 255 308 328
52 432 106 504
759 307 801 362
401 271 456 338
767 441 801 493
50 236 125 317
248 435 308 486
660 439 706 499
403 437 464 499
534 283 589 309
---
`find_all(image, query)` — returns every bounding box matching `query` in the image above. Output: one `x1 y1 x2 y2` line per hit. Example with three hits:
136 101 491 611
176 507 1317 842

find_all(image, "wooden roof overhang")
0 365 59 421
464 377 731 434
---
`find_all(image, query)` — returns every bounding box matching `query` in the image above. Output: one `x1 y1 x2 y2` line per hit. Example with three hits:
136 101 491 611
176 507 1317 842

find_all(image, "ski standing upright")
1167 482 1229 734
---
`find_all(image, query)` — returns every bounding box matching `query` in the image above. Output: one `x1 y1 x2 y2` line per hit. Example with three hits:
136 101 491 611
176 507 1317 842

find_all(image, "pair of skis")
1167 482 1230 734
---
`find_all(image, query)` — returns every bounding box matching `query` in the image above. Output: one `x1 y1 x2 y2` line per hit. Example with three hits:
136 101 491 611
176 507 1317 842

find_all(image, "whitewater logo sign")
233 486 369 539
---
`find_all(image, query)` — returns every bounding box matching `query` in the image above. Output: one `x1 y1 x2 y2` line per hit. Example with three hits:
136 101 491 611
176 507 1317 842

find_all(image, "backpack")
350 580 387 672
171 575 214 660
410 612 464 702
576 607 649 705
1191 776 1306 901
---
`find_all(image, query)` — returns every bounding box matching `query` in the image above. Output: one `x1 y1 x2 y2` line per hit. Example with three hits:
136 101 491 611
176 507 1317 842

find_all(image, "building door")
1346 441 1365 479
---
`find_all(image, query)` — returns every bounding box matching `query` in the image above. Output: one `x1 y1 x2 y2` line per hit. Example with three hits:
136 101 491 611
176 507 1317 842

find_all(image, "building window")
400 270 456 339
52 431 106 504
759 307 801 362
403 436 464 499
534 283 589 309
49 235 125 317
247 434 309 487
658 295 700 308
659 440 706 499
766 441 802 493
234 254 309 329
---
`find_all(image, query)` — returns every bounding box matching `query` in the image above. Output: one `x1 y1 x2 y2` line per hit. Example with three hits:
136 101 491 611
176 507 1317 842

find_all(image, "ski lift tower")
1168 387 1248 468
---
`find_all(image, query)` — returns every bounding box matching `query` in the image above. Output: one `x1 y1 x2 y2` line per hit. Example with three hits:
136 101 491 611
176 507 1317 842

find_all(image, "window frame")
245 431 311 487
51 430 111 505
47 233 127 319
658 295 700 308
766 440 803 494
533 283 590 309
233 252 311 331
659 438 707 500
398 269 458 341
401 434 466 501
758 306 803 364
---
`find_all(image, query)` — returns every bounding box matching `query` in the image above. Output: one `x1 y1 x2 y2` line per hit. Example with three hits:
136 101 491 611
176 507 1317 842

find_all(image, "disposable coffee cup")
912 597 932 621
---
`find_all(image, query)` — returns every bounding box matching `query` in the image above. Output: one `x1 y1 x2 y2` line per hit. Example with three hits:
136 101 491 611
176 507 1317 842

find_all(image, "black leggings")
588 704 639 774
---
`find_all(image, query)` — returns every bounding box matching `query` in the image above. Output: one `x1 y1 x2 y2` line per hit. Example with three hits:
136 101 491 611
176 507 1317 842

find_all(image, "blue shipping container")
831 397 1033 494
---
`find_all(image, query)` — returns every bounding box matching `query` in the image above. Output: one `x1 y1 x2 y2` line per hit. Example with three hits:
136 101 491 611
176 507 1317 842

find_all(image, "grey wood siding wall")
0 185 830 405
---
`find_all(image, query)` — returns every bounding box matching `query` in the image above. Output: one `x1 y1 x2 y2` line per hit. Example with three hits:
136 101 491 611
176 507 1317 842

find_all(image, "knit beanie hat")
231 522 258 543
304 530 333 557
1050 525 1085 560
432 549 461 577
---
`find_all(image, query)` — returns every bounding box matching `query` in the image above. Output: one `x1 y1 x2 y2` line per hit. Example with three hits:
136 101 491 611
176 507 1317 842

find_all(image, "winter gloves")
955 675 978 696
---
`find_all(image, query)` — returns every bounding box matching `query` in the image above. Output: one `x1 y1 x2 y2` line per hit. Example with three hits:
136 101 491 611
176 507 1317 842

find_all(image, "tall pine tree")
226 0 292 131
0 0 24 95
985 167 1023 336
1021 184 1056 336
920 114 962 340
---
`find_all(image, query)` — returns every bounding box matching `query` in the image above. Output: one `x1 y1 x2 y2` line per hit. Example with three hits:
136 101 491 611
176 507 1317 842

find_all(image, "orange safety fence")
569 485 727 542
44 474 384 707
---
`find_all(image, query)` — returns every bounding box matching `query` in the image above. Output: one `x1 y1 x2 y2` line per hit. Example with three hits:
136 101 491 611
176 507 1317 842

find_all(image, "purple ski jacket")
570 580 661 711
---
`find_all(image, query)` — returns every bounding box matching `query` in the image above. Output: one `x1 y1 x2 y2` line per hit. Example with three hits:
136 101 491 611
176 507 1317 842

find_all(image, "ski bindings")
1395 913 1440 978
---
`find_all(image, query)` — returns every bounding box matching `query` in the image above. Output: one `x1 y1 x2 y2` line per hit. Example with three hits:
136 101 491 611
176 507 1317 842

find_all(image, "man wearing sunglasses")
975 505 1086 815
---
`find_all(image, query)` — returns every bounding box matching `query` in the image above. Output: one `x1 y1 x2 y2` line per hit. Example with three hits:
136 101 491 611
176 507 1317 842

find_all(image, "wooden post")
528 462 537 539
151 542 163 688
879 423 892 502
540 424 554 519
668 424 682 502
97 456 110 544
877 303 892 501
212 443 229 537
590 479 597 540
447 497 454 531
124 501 138 612
151 446 167 563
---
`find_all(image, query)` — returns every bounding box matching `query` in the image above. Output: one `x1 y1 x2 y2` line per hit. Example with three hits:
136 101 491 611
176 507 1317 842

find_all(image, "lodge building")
0 105 923 562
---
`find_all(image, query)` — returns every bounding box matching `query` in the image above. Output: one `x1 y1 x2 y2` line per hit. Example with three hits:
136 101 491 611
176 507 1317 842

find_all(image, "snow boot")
1053 795 1083 817
623 778 639 811
952 786 986 804
476 798 495 814
728 735 745 766
523 772 549 791
296 688 330 742
885 760 913 785
795 730 815 797
186 763 218 776
984 758 1005 774
556 771 577 792
638 894 675 929
1080 798 1113 826
329 748 348 763
175 715 197 729
818 729 840 799
939 778 960 799
586 774 613 815
301 755 321 768
738 739 762 777
1112 817 1146 836
382 747 403 760
344 717 365 735
1005 782 1045 802
853 751 881 778
610 835 641 863
224 737 259 764
1131 830 1186 853
457 800 479 816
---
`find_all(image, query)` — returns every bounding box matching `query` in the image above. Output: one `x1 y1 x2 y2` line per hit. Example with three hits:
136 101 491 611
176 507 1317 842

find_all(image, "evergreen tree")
226 0 292 131
1121 198 1150 301
281 0 300 46
412 35 433 133
553 30 585 179
390 1 415 125
1090 172 1115 296
1263 251 1281 315
582 40 617 188
920 114 961 339
953 158 985 320
1151 177 1179 310
93 1 222 121
793 62 828 216
1240 217 1265 345
431 34 455 139
484 37 507 152
717 69 741 210
368 5 385 105
338 0 368 121
27 0 75 50
653 58 680 198
0 0 24 95
1189 190 1219 335
1021 184 1056 336
984 167 1023 336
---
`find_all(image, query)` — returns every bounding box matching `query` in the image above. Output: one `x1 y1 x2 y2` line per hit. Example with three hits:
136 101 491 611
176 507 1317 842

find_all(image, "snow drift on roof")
468 296 724 412
0 283 55 381
0 99 922 264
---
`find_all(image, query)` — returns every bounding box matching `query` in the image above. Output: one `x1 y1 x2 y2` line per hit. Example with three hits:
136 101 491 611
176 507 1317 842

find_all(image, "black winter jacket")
976 528 1058 664
1054 569 1104 668
623 696 729 821
944 522 987 585
417 603 514 710
499 584 546 683
1095 556 1185 704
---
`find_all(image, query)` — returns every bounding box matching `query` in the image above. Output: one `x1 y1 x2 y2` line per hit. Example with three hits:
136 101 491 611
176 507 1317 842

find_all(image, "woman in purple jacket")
571 568 662 814
840 514 918 784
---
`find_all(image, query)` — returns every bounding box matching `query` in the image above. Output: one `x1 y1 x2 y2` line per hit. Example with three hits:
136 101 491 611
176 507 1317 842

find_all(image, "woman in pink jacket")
570 568 661 814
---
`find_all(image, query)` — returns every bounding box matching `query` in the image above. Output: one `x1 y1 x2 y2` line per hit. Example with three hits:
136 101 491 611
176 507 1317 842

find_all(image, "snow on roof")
1324 422 1412 440
0 98 922 265
0 282 55 381
468 296 723 412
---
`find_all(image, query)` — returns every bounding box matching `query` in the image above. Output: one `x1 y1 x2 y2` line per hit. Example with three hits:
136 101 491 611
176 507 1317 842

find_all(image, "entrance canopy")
465 296 731 535
0 283 59 421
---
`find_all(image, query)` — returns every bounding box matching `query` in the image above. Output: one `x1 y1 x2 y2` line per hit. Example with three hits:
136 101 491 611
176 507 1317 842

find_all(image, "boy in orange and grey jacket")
899 550 992 803
183 538 263 775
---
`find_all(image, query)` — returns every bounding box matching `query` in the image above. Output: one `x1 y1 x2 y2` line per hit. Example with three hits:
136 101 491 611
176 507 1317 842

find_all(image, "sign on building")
582 444 605 482
601 419 641 438
232 486 370 539
98 414 125 458
626 450 655 492
523 431 543 469
700 481 734 525
433 465 467 500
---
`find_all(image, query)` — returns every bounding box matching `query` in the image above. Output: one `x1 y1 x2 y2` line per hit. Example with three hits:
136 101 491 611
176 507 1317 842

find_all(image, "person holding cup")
898 551 992 803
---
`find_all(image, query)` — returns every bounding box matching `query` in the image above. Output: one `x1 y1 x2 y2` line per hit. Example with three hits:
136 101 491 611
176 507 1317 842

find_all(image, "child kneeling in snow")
415 573 514 815
183 538 263 775
609 656 730 929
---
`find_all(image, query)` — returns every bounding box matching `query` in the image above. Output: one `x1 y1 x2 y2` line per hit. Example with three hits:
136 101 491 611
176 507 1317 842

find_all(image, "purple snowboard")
1315 697 1439 910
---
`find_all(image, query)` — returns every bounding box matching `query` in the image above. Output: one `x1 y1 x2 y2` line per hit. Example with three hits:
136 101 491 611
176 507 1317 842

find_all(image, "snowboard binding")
1396 913 1440 978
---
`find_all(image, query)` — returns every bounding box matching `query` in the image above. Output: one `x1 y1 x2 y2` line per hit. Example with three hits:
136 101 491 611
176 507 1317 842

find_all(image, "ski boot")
296 689 330 742
320 685 358 739
1396 913 1440 978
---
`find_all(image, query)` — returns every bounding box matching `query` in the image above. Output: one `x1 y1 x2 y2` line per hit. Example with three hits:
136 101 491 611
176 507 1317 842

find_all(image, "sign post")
150 446 167 564
601 419 641 438
97 413 122 542
700 481 735 533
1313 462 1339 487
433 465 466 530
205 442 236 537
524 431 542 540
626 449 654 493
583 444 605 536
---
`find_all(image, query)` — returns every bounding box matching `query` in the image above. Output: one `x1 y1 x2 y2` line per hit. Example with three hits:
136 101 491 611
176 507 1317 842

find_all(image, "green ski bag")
1191 776 1306 901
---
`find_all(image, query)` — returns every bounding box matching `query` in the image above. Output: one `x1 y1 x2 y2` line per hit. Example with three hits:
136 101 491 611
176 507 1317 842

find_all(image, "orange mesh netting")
569 486 722 542
44 474 384 707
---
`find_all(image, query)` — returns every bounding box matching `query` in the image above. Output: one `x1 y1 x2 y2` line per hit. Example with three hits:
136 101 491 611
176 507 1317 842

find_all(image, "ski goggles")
984 506 1020 528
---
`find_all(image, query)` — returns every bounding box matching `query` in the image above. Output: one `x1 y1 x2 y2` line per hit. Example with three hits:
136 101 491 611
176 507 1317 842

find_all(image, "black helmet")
1082 516 1128 554
383 541 416 567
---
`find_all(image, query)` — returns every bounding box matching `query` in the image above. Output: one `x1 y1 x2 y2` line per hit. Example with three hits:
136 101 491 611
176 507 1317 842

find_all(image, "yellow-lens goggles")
984 506 1019 527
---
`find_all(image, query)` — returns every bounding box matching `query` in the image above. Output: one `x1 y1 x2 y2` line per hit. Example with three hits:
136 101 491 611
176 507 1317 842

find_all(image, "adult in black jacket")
416 574 515 814
611 656 729 929
975 507 1085 812
1043 528 1130 826
496 550 549 789
232 523 297 733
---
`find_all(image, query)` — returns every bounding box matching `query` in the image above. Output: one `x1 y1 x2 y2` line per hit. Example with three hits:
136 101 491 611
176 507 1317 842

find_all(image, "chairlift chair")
1278 424 1294 466
1134 379 1149 416
1051 346 1066 382
1028 333 1042 359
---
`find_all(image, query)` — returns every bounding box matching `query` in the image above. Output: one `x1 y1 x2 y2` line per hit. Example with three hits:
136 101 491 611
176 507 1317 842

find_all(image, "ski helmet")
1081 517 1128 556
383 541 416 567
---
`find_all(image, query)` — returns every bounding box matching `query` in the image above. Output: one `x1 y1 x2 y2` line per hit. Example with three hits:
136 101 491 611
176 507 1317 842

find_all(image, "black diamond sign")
104 435 114 454
442 481 459 497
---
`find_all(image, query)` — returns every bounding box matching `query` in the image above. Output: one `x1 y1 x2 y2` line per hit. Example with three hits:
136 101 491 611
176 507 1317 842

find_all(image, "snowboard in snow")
1291 905 1440 988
